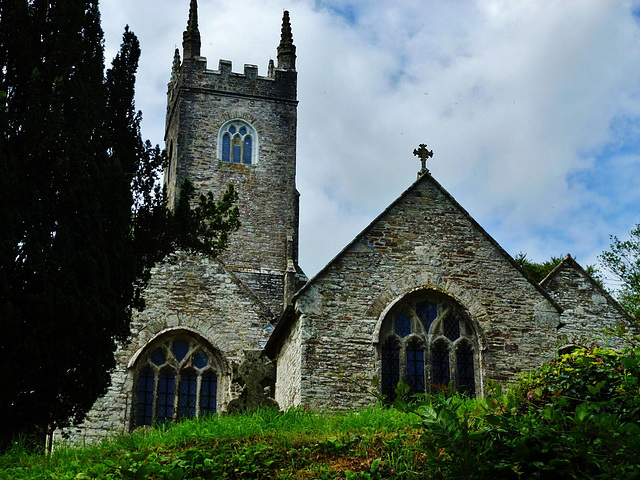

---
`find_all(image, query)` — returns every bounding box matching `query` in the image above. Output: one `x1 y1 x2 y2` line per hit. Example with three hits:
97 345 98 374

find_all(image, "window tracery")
378 290 478 402
218 120 257 165
133 334 220 427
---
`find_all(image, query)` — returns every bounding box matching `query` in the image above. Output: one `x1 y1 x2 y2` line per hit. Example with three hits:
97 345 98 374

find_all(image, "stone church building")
67 1 633 443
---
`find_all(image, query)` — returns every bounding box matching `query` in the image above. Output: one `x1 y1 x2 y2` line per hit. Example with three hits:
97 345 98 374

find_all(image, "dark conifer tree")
0 0 239 448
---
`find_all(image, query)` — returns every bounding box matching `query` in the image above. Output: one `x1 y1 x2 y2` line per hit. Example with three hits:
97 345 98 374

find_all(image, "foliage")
0 407 416 480
4 348 640 478
599 223 640 320
396 347 640 479
515 252 603 286
0 0 239 447
514 252 564 283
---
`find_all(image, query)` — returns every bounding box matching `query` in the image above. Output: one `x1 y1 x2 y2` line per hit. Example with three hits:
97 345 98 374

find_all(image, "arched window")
378 290 478 401
218 120 258 165
381 338 400 402
133 334 221 428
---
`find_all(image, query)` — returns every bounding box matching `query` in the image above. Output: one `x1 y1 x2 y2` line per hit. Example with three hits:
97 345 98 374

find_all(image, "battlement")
172 3 297 104
172 55 297 107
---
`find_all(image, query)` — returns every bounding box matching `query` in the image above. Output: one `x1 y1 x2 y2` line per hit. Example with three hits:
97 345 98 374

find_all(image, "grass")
6 347 640 479
0 407 423 479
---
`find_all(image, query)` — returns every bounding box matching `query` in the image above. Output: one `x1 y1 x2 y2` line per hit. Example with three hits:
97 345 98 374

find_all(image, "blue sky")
101 0 640 286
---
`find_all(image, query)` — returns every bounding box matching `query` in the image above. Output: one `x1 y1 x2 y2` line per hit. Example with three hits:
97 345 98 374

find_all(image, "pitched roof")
541 253 634 323
266 171 562 358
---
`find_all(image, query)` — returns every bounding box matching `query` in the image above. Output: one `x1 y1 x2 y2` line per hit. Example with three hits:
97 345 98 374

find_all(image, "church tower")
165 1 303 315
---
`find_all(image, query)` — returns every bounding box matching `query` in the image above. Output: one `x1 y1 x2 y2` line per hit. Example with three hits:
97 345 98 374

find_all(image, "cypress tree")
0 0 239 447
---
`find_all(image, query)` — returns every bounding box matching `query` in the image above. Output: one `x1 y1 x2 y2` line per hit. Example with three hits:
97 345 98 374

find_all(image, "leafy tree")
0 0 239 448
514 253 564 283
515 252 602 286
599 224 640 321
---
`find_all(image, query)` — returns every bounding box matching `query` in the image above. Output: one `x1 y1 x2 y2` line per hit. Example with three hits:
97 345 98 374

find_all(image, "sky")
100 0 640 286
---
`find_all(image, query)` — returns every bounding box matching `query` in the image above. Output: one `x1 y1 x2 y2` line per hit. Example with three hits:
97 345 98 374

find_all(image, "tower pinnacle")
170 48 181 84
183 0 201 59
277 11 296 71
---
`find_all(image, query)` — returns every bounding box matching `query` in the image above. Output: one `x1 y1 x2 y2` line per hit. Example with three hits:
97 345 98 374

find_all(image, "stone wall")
542 255 634 350
275 173 562 410
165 54 300 315
60 252 274 445
274 314 303 408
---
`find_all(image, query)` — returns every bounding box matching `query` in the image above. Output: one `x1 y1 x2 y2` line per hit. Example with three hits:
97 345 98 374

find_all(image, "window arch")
378 290 478 402
218 120 258 165
132 334 222 428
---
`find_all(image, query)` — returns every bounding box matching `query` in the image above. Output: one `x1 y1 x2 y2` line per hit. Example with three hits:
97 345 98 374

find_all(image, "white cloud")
101 0 640 281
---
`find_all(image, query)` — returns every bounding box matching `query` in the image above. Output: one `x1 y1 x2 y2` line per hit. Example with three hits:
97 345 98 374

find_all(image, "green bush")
400 347 640 479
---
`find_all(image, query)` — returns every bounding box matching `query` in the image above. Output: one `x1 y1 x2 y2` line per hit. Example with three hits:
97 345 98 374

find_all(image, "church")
66 0 633 443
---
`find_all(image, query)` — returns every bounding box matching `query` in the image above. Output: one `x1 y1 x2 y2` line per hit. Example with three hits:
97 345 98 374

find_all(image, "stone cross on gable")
413 143 433 177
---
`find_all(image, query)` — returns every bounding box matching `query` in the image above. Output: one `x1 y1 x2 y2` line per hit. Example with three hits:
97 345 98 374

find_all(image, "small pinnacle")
280 11 293 46
277 11 296 70
187 0 198 32
183 0 201 58
170 48 181 83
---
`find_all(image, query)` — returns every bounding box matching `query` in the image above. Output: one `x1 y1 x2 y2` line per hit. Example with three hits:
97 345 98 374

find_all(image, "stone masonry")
165 5 302 315
269 173 563 410
63 1 634 444
542 255 636 350
60 3 303 444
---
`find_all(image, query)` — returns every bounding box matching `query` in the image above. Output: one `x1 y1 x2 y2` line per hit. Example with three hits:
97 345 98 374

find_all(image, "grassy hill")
1 407 419 479
3 346 640 479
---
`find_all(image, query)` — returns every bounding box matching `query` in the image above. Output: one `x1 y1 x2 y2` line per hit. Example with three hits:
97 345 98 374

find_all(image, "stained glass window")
381 339 400 403
179 369 197 419
134 335 220 428
431 342 450 388
243 136 252 165
443 315 460 342
380 291 477 399
406 341 425 394
232 136 242 163
157 369 175 423
193 351 209 369
394 312 411 338
136 367 154 427
222 133 230 162
201 371 218 415
150 348 166 366
219 121 256 164
173 340 189 363
456 342 475 396
416 301 437 333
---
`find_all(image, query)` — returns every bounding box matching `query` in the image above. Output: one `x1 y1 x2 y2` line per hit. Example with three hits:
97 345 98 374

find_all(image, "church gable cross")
413 143 433 177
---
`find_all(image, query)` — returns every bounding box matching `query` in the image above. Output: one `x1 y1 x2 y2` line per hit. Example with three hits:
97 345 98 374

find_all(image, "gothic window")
378 290 478 401
219 120 257 165
431 341 450 389
133 334 221 428
406 340 425 394
381 338 401 402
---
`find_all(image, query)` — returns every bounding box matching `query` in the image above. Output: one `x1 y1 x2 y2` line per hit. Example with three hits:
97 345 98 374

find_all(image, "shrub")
398 347 640 479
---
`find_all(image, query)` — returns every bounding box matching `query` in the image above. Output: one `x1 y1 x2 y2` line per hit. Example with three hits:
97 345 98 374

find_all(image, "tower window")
133 334 221 427
378 290 478 401
219 120 258 165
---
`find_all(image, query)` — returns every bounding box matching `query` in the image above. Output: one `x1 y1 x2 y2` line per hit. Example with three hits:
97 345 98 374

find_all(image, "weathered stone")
60 2 635 446
542 255 636 350
227 350 278 413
